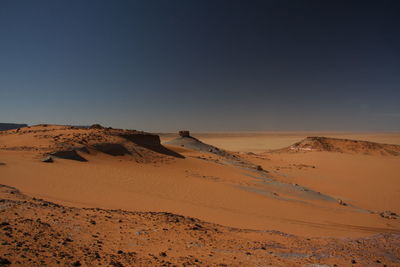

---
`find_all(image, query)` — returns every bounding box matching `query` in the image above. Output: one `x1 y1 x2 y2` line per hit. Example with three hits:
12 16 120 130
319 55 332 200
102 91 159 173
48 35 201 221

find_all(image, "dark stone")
110 261 124 267
380 210 398 219
0 257 11 265
42 156 53 163
72 261 81 266
50 150 87 162
0 222 10 227
89 124 103 129
179 130 190 137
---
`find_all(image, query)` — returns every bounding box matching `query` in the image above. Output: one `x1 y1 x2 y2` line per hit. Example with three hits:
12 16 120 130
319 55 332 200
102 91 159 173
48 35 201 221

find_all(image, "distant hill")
0 123 28 131
276 136 400 156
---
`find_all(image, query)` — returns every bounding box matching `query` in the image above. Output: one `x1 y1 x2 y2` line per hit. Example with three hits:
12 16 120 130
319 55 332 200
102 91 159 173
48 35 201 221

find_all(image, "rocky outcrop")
277 137 400 156
0 124 184 162
41 156 54 163
380 211 399 219
121 133 161 147
179 130 190 137
89 124 104 129
50 150 88 162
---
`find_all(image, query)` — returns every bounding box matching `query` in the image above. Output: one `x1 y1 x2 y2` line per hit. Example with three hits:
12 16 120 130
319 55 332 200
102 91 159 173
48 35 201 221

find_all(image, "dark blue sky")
1 0 399 131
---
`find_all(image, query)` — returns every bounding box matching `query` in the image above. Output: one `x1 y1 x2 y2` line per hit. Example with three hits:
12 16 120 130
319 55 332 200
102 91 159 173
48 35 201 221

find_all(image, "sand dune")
1 126 400 265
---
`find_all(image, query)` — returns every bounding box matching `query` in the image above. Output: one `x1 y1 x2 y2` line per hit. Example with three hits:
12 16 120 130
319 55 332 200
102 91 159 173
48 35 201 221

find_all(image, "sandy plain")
1 126 399 266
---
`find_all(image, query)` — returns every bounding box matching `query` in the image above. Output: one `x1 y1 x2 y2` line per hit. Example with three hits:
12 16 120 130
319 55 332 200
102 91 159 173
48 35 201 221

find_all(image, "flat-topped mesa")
0 124 183 161
179 130 191 138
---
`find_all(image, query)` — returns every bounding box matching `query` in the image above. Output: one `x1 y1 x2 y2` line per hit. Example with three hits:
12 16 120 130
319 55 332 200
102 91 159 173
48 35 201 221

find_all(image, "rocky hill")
0 124 182 163
277 136 400 156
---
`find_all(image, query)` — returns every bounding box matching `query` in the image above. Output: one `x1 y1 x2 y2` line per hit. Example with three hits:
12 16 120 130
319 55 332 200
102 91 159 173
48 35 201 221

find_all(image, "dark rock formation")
89 124 104 129
179 130 190 137
50 150 87 162
380 211 399 219
41 156 54 163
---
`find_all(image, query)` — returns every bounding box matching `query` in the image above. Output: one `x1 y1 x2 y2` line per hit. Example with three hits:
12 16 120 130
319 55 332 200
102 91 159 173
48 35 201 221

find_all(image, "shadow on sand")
121 134 184 159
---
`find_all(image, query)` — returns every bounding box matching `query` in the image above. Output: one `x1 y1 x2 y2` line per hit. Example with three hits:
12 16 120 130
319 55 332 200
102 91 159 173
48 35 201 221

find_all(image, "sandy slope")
1 126 399 238
1 126 400 265
250 152 400 214
1 184 399 267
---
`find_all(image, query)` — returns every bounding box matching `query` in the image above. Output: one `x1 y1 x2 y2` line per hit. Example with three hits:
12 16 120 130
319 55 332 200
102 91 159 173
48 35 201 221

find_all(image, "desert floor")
160 132 400 152
1 127 400 266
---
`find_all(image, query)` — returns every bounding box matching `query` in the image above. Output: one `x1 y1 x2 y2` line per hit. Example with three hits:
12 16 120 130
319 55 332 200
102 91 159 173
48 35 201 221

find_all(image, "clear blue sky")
1 0 399 132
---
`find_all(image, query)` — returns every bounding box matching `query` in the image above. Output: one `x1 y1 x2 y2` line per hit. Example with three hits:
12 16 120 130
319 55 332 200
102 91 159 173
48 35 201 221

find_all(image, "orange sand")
1 126 399 238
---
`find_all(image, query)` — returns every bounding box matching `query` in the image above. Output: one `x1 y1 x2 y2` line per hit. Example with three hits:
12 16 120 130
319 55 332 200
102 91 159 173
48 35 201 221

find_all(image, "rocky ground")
1 184 399 267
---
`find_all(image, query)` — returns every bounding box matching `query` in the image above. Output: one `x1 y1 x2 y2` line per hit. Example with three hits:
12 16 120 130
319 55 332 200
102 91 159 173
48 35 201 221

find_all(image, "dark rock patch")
50 150 87 162
179 130 190 137
0 257 11 265
89 124 103 129
41 156 53 163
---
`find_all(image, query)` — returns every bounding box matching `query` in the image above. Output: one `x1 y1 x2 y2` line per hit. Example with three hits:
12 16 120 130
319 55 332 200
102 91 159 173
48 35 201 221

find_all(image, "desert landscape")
0 124 399 266
1 1 400 266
